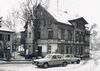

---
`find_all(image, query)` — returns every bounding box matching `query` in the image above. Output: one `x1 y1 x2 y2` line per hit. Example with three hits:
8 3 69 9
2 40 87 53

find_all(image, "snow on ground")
0 50 100 71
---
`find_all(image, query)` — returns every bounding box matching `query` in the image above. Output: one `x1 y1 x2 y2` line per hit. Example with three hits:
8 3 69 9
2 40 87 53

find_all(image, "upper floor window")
8 35 10 41
0 34 10 41
29 32 31 38
61 29 65 39
0 34 2 40
48 28 53 39
37 30 41 39
68 30 72 40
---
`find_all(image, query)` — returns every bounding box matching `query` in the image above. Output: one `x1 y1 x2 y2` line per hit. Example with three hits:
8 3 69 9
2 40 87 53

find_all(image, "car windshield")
45 54 52 58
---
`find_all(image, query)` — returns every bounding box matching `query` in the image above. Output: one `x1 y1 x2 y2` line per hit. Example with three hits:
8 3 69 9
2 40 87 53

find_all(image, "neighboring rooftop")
0 26 14 33
0 19 14 33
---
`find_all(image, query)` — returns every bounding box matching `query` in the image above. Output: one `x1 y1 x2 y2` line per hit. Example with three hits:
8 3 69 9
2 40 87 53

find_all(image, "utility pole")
57 0 59 10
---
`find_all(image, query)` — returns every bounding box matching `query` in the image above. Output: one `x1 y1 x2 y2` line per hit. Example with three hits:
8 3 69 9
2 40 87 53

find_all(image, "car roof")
47 53 63 56
63 54 74 56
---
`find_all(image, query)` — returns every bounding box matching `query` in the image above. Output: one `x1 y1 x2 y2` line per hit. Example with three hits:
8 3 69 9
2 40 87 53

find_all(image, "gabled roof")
68 17 88 24
0 27 14 33
0 22 14 33
37 4 78 25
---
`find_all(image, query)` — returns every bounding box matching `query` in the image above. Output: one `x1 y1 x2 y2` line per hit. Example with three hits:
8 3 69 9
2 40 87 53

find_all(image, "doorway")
38 46 42 56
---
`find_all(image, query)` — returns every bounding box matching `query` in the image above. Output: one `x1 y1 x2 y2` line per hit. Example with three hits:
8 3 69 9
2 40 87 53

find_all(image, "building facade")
23 21 34 55
24 4 90 58
0 21 14 58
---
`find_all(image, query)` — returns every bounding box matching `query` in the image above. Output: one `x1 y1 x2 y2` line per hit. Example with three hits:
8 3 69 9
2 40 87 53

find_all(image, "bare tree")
90 24 98 50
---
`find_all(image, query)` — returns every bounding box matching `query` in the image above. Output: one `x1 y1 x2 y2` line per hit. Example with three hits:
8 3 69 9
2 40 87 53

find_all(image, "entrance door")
38 46 42 56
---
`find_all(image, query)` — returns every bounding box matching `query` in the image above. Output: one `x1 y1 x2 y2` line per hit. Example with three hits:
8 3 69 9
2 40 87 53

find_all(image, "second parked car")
64 54 81 64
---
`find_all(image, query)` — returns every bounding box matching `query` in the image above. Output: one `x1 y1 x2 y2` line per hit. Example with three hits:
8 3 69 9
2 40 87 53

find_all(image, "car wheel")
43 63 49 68
71 62 74 64
62 62 67 66
76 60 80 64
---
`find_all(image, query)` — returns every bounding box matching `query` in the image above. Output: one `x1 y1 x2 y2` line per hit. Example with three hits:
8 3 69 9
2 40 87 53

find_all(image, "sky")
0 0 100 33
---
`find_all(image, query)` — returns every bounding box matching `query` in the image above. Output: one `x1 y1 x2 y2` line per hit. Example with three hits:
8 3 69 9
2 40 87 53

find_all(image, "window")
48 28 53 39
60 45 64 54
4 34 10 41
0 34 2 40
8 35 10 41
29 45 31 48
43 20 46 27
37 31 40 39
29 32 31 38
47 45 51 53
61 29 65 39
68 30 72 40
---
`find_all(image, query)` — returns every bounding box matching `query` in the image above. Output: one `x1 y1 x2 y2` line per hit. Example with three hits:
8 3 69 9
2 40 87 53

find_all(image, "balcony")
38 39 59 44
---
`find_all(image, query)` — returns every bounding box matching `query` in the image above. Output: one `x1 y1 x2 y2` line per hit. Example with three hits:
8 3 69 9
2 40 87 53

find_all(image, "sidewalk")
0 60 32 64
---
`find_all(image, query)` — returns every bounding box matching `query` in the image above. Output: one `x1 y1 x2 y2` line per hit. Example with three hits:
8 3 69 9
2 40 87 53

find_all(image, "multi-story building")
23 21 34 55
0 19 14 58
23 4 90 58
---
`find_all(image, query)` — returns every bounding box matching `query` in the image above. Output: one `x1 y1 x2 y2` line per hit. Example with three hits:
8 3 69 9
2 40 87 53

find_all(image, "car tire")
62 62 67 66
43 63 49 68
76 60 80 64
71 62 74 64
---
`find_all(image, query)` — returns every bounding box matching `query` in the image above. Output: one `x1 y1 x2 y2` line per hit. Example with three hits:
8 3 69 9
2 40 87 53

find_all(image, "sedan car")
64 54 81 64
33 53 67 68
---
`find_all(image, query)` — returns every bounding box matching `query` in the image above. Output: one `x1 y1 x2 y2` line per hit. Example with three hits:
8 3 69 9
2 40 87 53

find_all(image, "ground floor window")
58 44 88 57
79 46 84 55
47 45 51 53
60 45 64 54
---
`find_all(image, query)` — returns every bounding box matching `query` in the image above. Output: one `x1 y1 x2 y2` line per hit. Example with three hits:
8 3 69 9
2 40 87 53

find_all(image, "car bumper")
34 61 43 66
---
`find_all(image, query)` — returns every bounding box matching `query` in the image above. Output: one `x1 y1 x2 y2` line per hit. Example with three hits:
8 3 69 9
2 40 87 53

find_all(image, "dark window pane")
29 32 31 38
48 28 53 39
0 34 2 40
8 35 10 41
61 29 65 39
37 31 40 39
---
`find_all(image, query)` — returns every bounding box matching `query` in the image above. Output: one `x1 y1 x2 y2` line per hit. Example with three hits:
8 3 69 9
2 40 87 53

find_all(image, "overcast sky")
0 0 100 33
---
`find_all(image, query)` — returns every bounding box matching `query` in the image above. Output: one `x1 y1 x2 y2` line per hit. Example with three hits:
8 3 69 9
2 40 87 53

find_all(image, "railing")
38 39 88 44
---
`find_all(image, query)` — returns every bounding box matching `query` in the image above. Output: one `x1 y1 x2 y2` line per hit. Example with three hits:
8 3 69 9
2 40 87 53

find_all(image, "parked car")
33 53 68 68
64 54 81 64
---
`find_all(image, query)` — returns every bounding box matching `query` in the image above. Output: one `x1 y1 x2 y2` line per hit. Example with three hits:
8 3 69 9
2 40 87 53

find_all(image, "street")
0 50 100 71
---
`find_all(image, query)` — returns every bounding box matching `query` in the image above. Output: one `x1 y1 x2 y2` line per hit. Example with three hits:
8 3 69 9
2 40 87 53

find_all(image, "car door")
50 55 58 66
56 55 64 65
65 55 71 63
70 55 77 62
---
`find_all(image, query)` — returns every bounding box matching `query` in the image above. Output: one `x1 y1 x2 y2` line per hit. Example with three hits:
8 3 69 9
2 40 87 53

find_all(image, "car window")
65 55 70 58
45 54 52 58
70 55 74 57
57 55 63 59
52 55 57 59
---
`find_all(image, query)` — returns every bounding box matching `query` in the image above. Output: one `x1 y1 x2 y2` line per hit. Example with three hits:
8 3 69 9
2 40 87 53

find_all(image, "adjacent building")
23 21 34 55
0 19 14 58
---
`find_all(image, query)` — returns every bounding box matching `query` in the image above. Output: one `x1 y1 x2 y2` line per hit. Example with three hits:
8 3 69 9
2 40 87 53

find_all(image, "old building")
24 4 90 58
0 19 14 58
23 21 34 55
